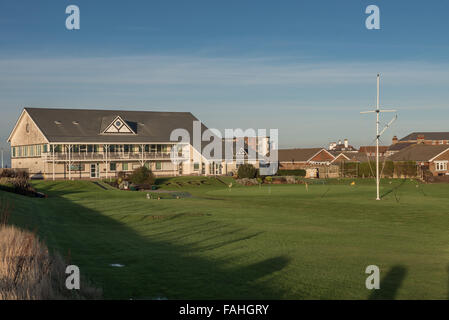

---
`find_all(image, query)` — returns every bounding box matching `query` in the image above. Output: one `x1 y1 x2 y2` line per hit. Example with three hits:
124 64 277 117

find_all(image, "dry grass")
0 203 102 300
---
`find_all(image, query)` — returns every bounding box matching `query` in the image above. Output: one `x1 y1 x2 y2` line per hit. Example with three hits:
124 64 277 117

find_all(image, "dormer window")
102 116 136 134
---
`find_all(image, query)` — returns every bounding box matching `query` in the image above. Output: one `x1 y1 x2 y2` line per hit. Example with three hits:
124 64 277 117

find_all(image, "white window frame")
435 161 448 171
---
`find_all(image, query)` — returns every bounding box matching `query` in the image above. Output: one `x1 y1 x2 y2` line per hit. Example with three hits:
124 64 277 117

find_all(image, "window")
156 162 162 170
122 163 128 171
194 163 199 171
132 163 140 170
68 164 84 171
435 161 447 171
144 162 150 169
110 163 117 171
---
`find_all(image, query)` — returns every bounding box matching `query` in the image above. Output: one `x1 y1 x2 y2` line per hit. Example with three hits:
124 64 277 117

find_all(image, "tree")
237 164 258 179
128 166 155 185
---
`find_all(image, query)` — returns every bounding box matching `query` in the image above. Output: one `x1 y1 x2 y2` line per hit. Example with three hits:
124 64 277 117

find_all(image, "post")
68 144 72 181
376 74 380 200
52 144 55 181
105 144 109 179
1 148 3 169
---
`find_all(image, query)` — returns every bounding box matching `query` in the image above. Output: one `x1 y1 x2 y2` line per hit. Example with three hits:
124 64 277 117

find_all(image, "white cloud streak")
1 55 449 88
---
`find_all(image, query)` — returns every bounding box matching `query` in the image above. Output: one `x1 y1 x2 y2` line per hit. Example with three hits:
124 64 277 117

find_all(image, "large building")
7 108 260 179
386 132 449 156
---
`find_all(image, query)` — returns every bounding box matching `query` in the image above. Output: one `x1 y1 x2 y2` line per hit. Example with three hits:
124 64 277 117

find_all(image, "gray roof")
400 132 449 142
278 148 325 162
25 107 209 144
388 144 449 162
387 142 414 151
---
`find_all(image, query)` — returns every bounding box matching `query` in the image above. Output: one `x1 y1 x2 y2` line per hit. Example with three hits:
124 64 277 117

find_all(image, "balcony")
42 152 186 162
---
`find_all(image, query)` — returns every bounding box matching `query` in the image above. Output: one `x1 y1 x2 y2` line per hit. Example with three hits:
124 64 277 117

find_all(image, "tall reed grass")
0 201 102 299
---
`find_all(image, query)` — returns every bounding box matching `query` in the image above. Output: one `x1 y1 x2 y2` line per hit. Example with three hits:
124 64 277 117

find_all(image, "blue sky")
1 0 449 165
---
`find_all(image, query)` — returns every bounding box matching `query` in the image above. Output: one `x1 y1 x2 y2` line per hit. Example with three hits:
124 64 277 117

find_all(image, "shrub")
128 166 155 185
237 164 258 179
0 169 29 179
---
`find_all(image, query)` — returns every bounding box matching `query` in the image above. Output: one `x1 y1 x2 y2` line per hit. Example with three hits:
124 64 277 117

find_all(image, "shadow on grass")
369 265 407 300
5 184 291 300
380 179 406 200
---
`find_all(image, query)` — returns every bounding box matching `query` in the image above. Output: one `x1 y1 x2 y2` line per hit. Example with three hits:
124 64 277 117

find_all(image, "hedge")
277 169 306 177
340 161 417 178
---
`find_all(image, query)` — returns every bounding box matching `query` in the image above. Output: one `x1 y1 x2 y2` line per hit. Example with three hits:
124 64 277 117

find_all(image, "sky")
1 0 449 166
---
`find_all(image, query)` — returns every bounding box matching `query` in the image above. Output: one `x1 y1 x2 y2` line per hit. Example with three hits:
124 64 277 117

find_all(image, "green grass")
1 177 448 299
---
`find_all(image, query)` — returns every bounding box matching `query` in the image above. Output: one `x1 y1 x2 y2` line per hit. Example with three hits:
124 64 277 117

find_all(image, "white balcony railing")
42 152 186 162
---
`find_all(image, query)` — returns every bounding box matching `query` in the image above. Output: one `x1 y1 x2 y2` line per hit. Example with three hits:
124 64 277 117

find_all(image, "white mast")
361 74 397 200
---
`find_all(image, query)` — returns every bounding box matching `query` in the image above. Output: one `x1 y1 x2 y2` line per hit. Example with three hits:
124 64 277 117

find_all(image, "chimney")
417 134 425 144
392 136 398 144
344 139 349 148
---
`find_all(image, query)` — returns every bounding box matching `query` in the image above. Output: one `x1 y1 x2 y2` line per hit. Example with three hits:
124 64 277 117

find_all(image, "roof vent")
54 121 62 125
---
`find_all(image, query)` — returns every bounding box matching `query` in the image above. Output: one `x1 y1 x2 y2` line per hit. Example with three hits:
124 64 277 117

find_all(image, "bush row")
340 161 418 178
276 169 306 177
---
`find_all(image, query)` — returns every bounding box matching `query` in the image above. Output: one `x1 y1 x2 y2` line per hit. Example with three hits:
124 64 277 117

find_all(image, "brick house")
387 132 449 156
359 146 388 157
388 144 449 176
278 148 339 178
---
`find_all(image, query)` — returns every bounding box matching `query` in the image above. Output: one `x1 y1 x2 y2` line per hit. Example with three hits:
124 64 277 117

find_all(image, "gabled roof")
388 144 449 162
101 116 136 134
21 107 209 144
330 151 386 163
330 152 351 163
278 148 334 162
400 132 449 141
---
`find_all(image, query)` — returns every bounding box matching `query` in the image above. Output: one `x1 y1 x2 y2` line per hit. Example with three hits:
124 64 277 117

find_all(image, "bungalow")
7 107 260 179
388 144 449 176
278 148 339 178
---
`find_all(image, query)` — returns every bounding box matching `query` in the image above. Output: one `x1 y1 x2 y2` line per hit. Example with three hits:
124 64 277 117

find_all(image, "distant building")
278 148 338 178
359 146 388 157
328 139 357 152
386 132 449 156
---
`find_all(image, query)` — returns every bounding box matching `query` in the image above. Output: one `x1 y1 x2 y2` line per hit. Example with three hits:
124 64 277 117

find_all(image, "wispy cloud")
1 55 449 88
